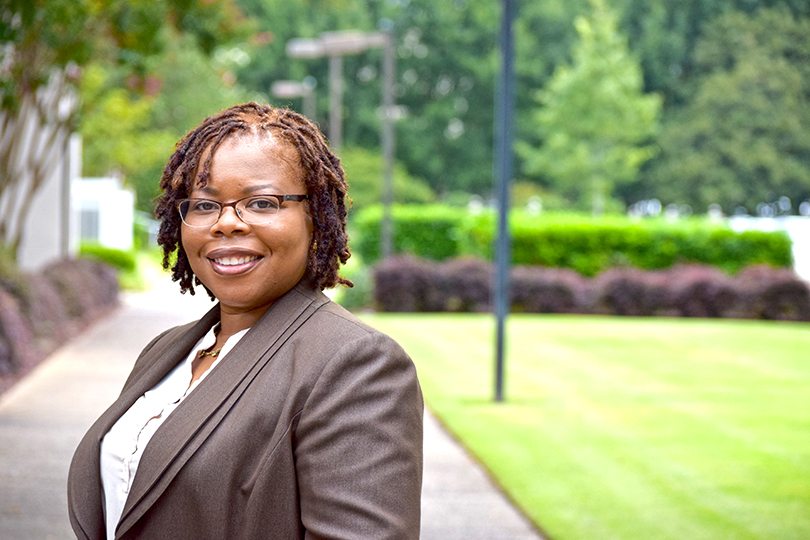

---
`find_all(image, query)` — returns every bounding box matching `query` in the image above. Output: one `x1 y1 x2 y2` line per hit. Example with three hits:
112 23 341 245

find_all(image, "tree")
80 30 257 214
338 146 434 212
519 0 661 214
615 0 809 106
0 0 245 258
647 7 810 213
236 0 499 197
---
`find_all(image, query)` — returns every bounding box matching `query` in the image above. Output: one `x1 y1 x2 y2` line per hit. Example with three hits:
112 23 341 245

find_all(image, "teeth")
214 255 258 266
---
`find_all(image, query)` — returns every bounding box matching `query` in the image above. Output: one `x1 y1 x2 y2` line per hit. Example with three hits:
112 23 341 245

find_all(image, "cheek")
180 228 202 269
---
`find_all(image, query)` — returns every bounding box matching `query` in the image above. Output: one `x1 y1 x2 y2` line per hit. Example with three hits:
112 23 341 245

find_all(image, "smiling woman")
180 136 314 338
67 103 423 540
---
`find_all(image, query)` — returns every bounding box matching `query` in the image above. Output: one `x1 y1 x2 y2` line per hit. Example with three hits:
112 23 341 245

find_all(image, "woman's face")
181 135 313 318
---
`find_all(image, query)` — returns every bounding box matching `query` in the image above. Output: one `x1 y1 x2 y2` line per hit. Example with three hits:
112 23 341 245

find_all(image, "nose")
211 205 250 235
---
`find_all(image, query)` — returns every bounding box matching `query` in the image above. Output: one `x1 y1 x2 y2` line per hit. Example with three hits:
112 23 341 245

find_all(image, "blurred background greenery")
3 2 810 538
4 0 809 224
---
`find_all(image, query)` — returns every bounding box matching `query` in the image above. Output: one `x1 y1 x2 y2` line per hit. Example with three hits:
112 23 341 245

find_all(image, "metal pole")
328 54 343 152
494 0 516 403
60 130 72 257
381 31 395 260
302 76 317 122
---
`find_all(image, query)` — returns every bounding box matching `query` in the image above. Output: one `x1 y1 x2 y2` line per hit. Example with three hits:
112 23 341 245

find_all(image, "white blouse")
99 325 249 540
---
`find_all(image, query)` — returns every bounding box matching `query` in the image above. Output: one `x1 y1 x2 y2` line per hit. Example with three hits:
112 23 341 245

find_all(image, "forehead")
195 132 303 185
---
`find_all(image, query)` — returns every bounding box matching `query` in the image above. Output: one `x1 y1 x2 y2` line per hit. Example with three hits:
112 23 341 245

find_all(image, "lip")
205 247 264 276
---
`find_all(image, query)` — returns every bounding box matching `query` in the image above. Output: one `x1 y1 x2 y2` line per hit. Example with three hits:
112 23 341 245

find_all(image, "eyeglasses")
177 194 309 227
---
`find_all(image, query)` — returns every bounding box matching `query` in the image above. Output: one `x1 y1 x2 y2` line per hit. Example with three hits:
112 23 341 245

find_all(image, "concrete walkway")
0 281 543 540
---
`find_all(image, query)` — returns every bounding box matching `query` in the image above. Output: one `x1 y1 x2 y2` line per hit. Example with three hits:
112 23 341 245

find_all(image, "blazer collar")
68 302 220 540
115 280 329 538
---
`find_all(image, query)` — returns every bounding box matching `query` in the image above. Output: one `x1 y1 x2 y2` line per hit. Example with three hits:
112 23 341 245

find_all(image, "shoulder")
302 299 409 359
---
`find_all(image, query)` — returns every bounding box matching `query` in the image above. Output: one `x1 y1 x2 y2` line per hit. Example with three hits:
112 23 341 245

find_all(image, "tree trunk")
0 69 77 261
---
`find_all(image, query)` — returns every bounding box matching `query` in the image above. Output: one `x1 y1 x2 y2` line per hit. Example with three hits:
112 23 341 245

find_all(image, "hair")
154 102 353 295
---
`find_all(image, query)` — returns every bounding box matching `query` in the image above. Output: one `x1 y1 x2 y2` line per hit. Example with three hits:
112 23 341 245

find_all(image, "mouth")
212 255 260 266
207 252 263 275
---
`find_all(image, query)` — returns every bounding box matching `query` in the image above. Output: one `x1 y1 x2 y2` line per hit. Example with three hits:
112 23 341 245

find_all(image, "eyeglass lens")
179 196 282 226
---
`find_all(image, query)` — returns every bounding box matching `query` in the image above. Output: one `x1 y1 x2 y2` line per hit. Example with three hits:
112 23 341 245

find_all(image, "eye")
244 196 280 212
191 200 219 213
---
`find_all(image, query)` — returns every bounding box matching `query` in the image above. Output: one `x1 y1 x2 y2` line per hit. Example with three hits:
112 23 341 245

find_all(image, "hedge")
0 258 119 387
80 243 137 273
371 255 810 321
351 205 469 263
351 206 793 276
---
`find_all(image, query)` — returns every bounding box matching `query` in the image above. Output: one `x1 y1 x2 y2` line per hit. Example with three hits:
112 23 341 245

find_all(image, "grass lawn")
359 313 810 540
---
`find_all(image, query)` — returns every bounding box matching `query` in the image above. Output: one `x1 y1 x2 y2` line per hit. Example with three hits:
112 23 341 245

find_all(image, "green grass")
359 314 810 540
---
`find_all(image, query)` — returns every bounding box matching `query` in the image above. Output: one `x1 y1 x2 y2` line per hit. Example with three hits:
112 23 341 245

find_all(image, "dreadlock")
154 102 353 295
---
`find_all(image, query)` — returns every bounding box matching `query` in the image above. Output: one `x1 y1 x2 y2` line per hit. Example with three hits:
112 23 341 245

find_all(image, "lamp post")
287 30 389 153
494 0 516 403
270 77 317 121
287 29 396 259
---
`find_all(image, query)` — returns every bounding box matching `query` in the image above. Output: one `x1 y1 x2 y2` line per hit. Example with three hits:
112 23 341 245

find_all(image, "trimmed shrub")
0 289 34 375
511 266 589 314
17 273 71 347
351 205 469 264
588 268 657 316
736 265 810 321
371 255 810 321
667 265 741 319
373 255 437 312
80 243 137 273
43 259 119 319
0 258 120 382
352 206 794 276
432 258 493 313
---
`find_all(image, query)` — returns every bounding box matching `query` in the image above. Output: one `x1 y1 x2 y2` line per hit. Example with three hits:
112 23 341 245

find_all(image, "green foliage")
237 0 499 195
80 29 257 213
468 212 793 276
519 0 662 215
340 146 435 212
352 205 793 275
1 0 246 110
330 254 373 311
615 0 810 106
79 243 137 273
350 204 469 264
646 7 810 213
78 63 176 181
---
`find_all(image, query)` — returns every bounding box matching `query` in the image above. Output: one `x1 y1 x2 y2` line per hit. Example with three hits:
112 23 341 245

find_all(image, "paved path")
0 282 543 540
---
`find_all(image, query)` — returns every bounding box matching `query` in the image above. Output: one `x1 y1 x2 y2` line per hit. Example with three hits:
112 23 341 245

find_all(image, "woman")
68 103 423 540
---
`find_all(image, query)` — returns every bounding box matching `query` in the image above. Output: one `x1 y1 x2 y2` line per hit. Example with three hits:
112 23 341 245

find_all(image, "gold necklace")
198 347 222 358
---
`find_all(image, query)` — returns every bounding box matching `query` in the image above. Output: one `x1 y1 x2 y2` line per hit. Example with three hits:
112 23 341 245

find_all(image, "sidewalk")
0 281 543 540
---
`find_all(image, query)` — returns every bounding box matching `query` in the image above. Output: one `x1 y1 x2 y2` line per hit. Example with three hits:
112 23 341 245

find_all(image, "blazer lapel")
68 305 220 540
117 305 221 406
116 282 329 538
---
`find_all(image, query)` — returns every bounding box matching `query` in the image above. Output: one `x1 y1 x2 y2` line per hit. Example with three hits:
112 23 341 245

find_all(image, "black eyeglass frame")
176 194 309 227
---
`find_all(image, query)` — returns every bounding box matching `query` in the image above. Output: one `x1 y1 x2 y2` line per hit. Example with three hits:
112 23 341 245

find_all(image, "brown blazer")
67 281 423 540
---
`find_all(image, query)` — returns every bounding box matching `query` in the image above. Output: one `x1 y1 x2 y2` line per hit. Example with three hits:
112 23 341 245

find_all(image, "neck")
216 303 272 341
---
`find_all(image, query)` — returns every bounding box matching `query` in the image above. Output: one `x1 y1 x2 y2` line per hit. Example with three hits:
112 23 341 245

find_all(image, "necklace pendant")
199 347 222 358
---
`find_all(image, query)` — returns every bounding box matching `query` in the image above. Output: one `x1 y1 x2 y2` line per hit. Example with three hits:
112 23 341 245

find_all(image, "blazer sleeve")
294 330 423 540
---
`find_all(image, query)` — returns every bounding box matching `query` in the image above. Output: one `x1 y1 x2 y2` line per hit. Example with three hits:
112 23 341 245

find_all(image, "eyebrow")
194 183 281 197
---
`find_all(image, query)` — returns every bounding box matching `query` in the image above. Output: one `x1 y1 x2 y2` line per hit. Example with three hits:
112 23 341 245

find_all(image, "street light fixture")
287 30 390 152
270 77 317 122
286 29 397 259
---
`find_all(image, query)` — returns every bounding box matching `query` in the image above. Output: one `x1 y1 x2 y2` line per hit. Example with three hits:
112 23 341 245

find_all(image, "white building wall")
729 216 810 281
72 177 135 251
17 134 81 271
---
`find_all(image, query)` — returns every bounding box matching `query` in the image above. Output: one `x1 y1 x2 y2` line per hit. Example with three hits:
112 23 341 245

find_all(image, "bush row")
0 258 119 382
80 243 137 273
351 206 793 276
372 256 810 321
